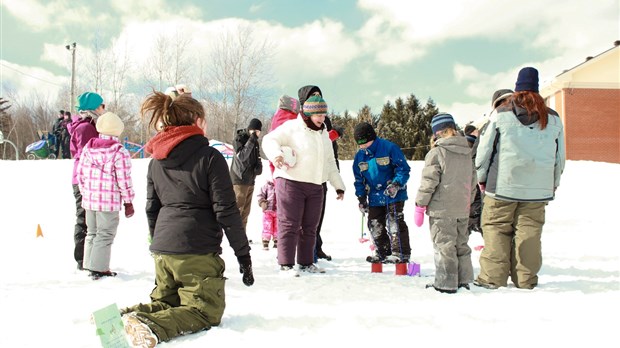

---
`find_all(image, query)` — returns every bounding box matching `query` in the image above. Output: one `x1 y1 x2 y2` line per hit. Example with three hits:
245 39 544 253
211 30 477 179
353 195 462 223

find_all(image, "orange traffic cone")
36 224 44 238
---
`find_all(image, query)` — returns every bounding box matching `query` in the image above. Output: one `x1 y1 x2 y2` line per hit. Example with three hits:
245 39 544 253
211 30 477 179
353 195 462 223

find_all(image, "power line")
0 62 65 87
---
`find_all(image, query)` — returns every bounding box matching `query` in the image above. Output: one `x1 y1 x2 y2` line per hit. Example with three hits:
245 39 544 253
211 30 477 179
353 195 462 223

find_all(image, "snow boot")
316 249 332 261
298 264 326 274
262 240 269 250
123 314 158 348
89 270 117 280
425 283 457 294
279 264 300 277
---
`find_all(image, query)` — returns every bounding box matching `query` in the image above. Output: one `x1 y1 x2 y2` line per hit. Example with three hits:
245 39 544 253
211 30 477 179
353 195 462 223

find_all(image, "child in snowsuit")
257 180 277 250
414 113 476 293
77 111 135 280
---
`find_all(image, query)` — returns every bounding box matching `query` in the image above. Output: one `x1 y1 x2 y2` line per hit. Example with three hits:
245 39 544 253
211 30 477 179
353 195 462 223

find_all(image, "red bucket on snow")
394 263 408 275
371 263 383 273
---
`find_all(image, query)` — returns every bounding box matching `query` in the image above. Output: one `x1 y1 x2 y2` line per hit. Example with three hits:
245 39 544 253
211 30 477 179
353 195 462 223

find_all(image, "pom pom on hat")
431 113 456 134
302 95 328 117
515 67 539 92
76 92 103 111
248 118 262 131
354 122 377 145
96 112 124 137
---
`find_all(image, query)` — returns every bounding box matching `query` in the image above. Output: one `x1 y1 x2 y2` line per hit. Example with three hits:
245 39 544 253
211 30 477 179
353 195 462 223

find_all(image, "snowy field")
0 158 618 347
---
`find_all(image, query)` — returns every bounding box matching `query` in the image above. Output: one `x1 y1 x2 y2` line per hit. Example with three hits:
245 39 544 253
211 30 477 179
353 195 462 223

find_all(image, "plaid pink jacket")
77 135 135 212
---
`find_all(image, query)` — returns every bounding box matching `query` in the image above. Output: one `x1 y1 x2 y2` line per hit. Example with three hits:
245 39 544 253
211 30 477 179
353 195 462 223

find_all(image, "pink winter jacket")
76 135 135 212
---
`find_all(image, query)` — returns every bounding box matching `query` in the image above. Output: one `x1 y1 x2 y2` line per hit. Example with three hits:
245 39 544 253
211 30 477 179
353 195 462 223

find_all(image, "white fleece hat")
96 112 124 137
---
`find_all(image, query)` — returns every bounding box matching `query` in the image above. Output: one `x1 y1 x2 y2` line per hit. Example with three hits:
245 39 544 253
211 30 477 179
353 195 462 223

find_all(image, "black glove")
237 254 254 287
357 196 369 214
384 182 400 198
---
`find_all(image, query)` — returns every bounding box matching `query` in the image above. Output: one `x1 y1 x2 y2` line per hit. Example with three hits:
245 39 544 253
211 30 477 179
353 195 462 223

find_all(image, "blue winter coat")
353 137 410 206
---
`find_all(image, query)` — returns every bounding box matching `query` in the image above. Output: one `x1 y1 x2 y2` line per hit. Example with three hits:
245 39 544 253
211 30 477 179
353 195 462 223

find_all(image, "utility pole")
66 42 77 111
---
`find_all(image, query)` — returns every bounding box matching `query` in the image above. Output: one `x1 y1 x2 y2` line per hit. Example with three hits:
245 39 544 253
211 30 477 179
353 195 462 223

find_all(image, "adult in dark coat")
230 118 263 233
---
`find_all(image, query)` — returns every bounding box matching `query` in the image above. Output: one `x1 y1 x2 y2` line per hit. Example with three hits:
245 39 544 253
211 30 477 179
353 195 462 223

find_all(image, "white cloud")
2 0 90 30
0 60 68 99
437 100 489 127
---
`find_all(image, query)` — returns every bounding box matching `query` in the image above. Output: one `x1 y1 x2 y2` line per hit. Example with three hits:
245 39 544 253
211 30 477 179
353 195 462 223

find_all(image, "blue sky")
1 0 618 125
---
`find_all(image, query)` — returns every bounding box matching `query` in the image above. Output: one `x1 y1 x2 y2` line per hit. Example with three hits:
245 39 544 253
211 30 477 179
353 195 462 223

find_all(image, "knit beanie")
76 92 103 111
515 67 539 92
354 122 377 145
302 95 328 117
431 113 456 134
248 118 262 131
278 95 300 114
96 112 124 137
491 89 514 108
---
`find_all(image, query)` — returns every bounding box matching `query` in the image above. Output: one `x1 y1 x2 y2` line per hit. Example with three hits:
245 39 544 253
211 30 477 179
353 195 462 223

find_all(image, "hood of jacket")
435 136 472 155
298 85 322 105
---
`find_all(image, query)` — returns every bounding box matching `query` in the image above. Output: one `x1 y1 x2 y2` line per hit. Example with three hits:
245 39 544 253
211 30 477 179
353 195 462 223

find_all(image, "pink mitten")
414 206 426 227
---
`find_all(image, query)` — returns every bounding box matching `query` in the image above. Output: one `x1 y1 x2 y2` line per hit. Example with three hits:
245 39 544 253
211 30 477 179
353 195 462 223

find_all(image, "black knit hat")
354 122 377 145
248 118 262 131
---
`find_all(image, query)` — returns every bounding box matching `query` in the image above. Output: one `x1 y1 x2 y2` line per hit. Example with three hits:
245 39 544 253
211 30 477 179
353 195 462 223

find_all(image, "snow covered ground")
0 158 618 347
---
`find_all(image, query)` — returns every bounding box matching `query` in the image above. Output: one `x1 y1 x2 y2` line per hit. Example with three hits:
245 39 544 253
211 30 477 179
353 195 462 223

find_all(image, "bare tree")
85 32 109 94
144 33 172 91
109 37 132 111
166 31 191 86
200 24 274 143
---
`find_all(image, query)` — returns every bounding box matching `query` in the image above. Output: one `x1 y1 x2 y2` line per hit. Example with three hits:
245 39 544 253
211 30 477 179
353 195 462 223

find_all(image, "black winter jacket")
146 134 250 257
230 129 262 185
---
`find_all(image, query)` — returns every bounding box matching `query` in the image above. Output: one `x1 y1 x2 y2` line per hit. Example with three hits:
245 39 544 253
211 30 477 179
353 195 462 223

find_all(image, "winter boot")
425 283 457 294
298 264 326 274
262 240 269 250
123 314 158 348
316 249 332 261
89 270 117 280
279 264 300 277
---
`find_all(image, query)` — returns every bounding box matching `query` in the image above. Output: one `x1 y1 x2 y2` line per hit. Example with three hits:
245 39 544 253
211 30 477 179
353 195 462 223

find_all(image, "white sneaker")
298 264 326 274
123 314 158 348
384 255 401 264
279 265 300 277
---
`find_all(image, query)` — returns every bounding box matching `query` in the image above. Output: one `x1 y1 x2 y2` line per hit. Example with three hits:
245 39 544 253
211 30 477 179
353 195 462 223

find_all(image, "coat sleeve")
475 113 498 184
114 147 135 204
145 160 161 237
415 149 441 207
207 151 251 257
554 116 566 189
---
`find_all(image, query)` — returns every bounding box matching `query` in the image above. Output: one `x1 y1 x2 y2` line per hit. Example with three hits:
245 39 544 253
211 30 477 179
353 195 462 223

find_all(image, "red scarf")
145 125 205 159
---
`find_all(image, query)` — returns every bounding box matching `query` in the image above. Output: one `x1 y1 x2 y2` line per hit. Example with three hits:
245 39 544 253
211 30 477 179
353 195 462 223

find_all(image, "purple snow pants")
275 178 324 266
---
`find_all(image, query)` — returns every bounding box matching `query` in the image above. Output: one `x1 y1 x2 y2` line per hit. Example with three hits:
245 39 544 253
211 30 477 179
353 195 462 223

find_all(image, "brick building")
540 41 620 163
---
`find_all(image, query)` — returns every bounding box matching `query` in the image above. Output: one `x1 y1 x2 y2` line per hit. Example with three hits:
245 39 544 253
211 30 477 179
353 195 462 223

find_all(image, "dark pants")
73 184 87 267
275 178 324 266
314 183 328 255
367 201 411 259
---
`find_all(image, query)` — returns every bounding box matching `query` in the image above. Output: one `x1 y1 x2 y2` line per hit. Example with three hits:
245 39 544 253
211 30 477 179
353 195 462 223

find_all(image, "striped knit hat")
302 95 328 117
431 113 456 134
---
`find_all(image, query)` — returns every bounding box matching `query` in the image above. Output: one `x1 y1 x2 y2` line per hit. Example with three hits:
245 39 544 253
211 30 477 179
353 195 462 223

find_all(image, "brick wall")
562 88 620 163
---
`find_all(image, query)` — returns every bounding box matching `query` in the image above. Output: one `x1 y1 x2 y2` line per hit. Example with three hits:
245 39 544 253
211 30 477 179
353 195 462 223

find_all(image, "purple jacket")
256 181 276 211
67 117 98 184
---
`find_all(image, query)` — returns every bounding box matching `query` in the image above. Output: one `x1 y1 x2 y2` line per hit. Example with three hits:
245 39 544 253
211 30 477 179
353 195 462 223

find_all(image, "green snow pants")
476 196 546 289
122 253 227 342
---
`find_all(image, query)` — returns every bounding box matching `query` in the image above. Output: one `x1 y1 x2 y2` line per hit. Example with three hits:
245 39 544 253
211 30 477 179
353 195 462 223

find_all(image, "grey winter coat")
415 136 476 218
